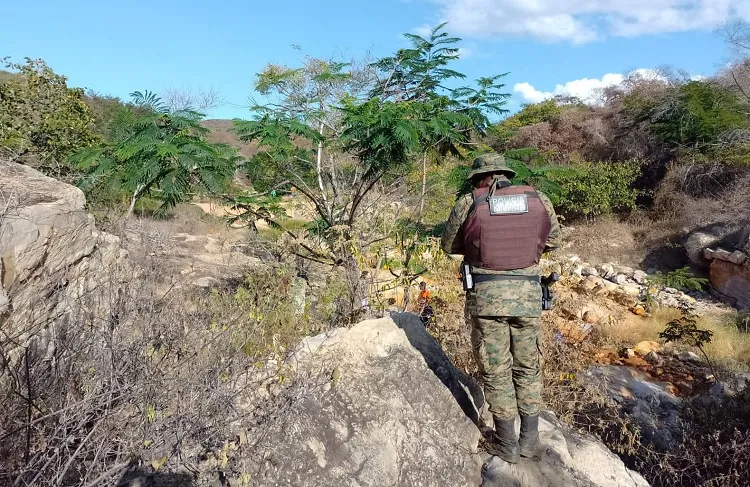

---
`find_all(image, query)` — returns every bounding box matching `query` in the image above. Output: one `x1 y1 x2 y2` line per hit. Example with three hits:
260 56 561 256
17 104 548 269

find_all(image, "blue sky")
0 0 743 119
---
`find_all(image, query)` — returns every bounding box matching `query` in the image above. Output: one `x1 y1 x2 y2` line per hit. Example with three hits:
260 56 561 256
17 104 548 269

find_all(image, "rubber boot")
519 414 540 458
486 418 520 464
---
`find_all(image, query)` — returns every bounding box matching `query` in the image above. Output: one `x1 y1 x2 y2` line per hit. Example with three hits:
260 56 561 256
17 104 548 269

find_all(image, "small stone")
571 264 584 277
634 340 661 355
599 263 615 278
644 351 662 364
713 249 732 261
621 284 641 297
580 275 603 292
582 267 599 277
582 310 600 324
567 254 581 264
601 280 619 293
623 356 649 367
678 294 697 304
664 287 680 295
611 274 629 285
614 265 635 278
703 248 716 260
678 351 702 362
728 251 747 265
194 276 221 288
631 304 646 316
633 270 648 284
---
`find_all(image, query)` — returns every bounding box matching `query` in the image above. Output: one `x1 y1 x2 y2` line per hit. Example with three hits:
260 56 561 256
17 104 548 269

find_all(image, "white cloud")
457 46 474 58
513 69 667 104
412 24 434 37
428 0 747 43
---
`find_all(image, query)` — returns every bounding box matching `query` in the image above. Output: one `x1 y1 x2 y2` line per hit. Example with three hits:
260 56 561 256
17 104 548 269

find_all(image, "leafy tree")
73 91 238 216
501 99 562 130
371 23 510 221
624 80 749 154
0 57 97 179
659 304 716 377
232 26 510 320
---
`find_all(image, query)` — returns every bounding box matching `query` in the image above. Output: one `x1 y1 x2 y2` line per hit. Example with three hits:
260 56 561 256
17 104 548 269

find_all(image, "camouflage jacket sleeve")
538 191 562 252
440 193 473 255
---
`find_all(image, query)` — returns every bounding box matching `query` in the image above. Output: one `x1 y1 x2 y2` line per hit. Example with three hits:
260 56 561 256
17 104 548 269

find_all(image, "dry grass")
563 215 649 268
598 307 750 370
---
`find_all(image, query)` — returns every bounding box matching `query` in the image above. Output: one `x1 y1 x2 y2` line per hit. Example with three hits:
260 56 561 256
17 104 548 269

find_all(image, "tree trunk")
417 152 427 223
316 122 331 219
126 184 146 219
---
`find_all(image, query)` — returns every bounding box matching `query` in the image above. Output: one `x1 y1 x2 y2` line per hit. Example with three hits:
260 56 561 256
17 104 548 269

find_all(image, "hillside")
201 118 261 159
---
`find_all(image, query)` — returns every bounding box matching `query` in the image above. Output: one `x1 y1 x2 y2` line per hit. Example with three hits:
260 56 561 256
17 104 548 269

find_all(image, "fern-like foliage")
72 91 238 213
646 267 709 292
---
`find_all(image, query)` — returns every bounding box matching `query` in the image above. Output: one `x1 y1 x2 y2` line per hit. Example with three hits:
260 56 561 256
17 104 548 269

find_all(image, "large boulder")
709 259 750 311
0 161 127 362
685 221 749 266
246 314 649 487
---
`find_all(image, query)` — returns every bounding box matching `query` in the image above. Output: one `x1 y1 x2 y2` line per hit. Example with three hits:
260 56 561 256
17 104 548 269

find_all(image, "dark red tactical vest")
461 183 551 271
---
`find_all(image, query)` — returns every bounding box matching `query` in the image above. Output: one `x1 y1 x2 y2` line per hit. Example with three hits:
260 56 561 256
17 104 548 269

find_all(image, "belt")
472 274 540 283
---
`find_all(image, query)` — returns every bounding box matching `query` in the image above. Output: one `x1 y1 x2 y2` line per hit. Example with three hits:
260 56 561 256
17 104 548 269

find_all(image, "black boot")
519 414 540 458
486 417 520 464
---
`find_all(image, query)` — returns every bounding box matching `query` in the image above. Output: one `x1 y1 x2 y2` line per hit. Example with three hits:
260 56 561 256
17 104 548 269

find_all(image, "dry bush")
0 261 320 486
626 385 750 487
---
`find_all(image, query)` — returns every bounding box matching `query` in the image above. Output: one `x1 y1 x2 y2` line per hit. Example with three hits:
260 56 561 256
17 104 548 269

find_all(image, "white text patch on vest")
488 194 529 215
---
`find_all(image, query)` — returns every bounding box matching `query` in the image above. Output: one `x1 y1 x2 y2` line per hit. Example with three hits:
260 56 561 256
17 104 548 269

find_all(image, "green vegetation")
230 24 510 319
646 267 710 292
72 91 238 216
548 159 642 220
0 57 97 179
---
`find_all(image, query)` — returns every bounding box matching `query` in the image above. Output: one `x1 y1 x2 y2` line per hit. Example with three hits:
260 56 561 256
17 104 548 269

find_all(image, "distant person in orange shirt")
417 281 434 326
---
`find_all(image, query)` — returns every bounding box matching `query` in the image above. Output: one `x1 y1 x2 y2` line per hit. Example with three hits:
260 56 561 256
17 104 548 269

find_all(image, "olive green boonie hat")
467 153 516 180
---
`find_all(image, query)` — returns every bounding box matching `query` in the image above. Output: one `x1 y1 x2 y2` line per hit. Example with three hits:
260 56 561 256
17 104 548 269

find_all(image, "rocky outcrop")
0 161 127 360
708 259 750 311
245 314 649 487
699 225 750 311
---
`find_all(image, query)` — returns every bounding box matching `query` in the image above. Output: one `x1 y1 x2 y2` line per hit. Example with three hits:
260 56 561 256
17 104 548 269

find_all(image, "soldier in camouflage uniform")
440 153 561 464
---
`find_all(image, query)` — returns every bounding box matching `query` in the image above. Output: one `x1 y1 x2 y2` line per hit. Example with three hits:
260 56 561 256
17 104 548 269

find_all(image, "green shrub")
501 99 562 129
549 159 642 220
646 267 709 292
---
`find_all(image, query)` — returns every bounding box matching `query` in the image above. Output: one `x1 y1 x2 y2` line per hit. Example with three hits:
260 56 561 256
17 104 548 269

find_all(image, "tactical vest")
461 183 551 271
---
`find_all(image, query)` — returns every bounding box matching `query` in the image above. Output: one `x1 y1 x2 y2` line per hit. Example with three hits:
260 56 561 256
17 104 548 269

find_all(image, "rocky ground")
3 159 749 486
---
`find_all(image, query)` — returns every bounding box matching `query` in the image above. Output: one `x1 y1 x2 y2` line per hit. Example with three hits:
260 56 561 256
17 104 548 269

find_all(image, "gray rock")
621 284 641 297
729 251 748 265
712 249 733 261
644 351 662 365
633 271 648 285
0 161 127 368
587 366 682 451
272 316 649 487
611 274 629 285
193 276 221 288
582 267 599 277
678 351 702 363
599 263 616 278
685 231 723 266
481 414 650 487
614 265 635 278
664 287 680 295
600 280 620 293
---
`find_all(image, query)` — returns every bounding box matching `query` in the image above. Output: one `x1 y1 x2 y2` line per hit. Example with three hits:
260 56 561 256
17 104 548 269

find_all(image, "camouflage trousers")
470 315 543 420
